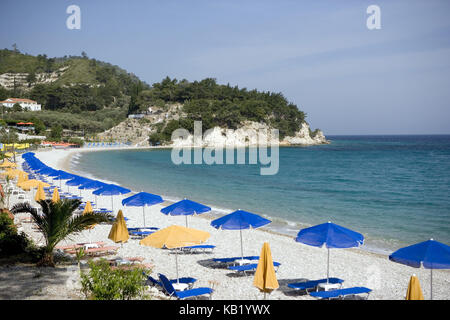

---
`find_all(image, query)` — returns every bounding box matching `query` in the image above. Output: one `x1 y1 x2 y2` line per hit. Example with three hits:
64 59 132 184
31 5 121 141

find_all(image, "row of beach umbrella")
16 152 450 299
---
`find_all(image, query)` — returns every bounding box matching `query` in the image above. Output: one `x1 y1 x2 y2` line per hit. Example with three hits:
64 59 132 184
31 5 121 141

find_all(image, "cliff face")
0 67 69 90
281 122 329 146
98 117 328 148
171 121 329 148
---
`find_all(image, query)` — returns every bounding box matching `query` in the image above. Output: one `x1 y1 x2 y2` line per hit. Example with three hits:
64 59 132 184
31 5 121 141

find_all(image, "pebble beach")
3 147 450 300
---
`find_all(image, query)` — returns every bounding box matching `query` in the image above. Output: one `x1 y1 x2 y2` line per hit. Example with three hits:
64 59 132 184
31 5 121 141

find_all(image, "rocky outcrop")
280 122 329 146
96 118 153 146
171 121 329 147
0 66 69 90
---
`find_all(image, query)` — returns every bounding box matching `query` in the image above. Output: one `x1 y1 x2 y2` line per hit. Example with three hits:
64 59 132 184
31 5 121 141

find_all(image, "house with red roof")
0 98 42 111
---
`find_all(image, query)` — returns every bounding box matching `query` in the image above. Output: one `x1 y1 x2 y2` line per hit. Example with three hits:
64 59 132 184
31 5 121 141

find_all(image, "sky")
1 0 449 135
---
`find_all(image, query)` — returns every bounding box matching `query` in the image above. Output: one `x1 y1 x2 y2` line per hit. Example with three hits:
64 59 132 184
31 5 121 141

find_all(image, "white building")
0 98 42 111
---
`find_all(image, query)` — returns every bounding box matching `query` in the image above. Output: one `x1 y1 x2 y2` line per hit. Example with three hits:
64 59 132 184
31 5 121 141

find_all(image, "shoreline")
48 147 396 260
11 147 450 300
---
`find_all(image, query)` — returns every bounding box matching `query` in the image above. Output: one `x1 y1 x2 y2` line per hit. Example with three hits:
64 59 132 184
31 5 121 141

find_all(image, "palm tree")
11 199 113 267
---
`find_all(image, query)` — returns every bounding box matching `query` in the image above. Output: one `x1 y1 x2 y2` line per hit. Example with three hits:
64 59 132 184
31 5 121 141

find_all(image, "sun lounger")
309 287 372 300
111 263 154 271
55 241 106 251
158 273 213 300
66 245 119 256
228 262 281 275
213 255 259 264
144 273 197 290
288 277 344 293
179 245 216 253
127 227 159 237
109 256 145 265
18 216 33 223
128 227 159 231
128 231 156 238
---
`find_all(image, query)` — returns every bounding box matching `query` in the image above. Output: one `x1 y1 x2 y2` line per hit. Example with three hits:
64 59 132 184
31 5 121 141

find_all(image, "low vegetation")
0 209 42 263
80 259 151 300
10 199 113 267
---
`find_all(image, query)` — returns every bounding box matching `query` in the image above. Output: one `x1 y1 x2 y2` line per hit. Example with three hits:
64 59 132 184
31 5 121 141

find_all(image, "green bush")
80 259 151 300
0 210 37 258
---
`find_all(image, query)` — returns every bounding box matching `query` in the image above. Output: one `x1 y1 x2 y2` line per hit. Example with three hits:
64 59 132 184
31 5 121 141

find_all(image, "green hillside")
0 49 148 134
0 49 311 141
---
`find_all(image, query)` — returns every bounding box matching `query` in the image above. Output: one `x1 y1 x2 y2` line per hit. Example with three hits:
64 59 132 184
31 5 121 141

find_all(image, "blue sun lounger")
128 227 159 238
129 231 155 238
309 287 372 300
213 256 260 264
180 245 216 253
288 278 344 293
145 273 197 289
228 262 281 275
158 273 214 300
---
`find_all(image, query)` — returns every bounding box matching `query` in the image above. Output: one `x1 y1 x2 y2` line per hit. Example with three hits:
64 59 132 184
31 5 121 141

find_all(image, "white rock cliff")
171 121 329 148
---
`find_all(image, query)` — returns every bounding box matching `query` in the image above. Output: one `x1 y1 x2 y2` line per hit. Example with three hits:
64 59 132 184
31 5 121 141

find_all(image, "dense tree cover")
3 109 126 134
0 49 147 134
1 49 307 140
146 77 306 140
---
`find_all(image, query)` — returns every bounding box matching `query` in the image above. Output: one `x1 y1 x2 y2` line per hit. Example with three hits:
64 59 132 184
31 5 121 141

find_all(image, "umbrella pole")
176 250 179 283
327 248 330 283
186 216 188 228
240 229 244 260
143 206 146 227
430 269 433 300
111 195 114 212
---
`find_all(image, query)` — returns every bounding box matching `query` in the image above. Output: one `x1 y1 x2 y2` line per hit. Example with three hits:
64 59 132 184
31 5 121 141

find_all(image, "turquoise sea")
71 135 450 254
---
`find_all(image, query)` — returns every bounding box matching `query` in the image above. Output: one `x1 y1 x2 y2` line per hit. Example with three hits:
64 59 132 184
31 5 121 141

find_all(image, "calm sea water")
72 135 450 254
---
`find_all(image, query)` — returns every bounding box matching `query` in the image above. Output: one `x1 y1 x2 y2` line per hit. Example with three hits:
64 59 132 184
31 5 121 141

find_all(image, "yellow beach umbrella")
140 225 210 249
82 201 97 235
1 168 22 178
108 210 129 244
17 172 29 184
0 160 16 168
52 187 60 203
35 183 46 202
83 201 93 214
140 225 210 281
18 179 50 190
406 275 424 300
253 242 279 299
4 152 17 159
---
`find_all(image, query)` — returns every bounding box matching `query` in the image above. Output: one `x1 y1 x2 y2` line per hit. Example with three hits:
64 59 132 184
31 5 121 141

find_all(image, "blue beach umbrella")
36 166 58 175
48 170 76 189
161 198 211 227
78 179 108 190
211 209 271 259
78 180 109 207
66 176 92 195
389 239 450 300
122 192 164 226
52 170 76 180
66 176 92 186
295 221 364 282
93 184 131 212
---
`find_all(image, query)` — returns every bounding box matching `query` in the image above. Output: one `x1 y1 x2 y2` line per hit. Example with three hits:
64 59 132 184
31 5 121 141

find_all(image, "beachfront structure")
0 98 42 111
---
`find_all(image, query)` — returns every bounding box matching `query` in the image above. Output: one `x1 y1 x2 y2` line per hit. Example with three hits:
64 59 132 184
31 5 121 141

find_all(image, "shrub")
0 210 38 258
80 259 151 300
